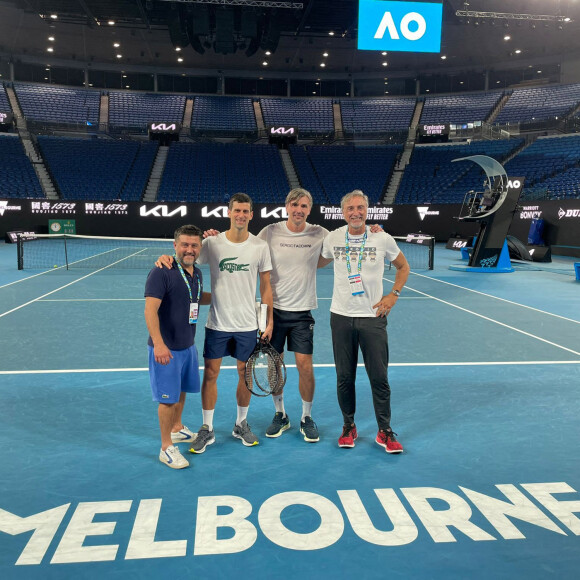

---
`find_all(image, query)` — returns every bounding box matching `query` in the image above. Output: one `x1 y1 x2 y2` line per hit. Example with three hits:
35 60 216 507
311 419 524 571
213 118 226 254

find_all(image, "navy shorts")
203 328 257 362
269 309 315 355
148 345 200 404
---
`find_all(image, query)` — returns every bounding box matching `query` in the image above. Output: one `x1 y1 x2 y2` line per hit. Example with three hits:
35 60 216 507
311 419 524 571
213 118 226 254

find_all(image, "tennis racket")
245 304 286 397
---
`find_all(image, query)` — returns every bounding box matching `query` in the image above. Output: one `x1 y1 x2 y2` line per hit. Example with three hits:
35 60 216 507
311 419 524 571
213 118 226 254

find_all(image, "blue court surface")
0 241 579 579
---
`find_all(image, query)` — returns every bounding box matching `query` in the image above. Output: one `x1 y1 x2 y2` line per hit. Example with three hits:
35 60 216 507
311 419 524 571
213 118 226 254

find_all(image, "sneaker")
265 412 291 438
376 428 403 454
232 419 259 447
300 416 320 443
190 424 215 454
159 445 189 469
338 424 358 448
171 425 197 444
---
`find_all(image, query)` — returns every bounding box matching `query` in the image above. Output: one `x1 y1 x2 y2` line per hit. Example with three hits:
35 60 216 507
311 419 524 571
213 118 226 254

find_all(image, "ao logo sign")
358 0 443 53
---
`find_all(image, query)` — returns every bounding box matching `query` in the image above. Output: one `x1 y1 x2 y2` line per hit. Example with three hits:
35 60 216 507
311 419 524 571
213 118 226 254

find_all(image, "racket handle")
259 304 268 333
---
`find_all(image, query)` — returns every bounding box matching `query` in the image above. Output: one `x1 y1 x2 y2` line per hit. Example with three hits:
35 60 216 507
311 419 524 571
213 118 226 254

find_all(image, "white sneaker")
159 445 189 469
171 425 197 444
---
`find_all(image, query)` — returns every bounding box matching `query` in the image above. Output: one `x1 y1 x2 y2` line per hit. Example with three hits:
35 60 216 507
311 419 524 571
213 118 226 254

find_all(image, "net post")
64 235 69 270
17 235 23 270
429 236 435 270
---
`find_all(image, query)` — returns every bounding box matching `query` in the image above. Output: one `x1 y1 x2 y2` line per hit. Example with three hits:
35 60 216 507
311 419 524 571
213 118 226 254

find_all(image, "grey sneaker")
300 416 320 443
232 419 259 447
159 445 189 469
190 424 215 454
265 412 291 438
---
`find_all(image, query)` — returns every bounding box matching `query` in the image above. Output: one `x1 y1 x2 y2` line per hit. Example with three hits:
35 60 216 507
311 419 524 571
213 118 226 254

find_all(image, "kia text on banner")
358 0 443 53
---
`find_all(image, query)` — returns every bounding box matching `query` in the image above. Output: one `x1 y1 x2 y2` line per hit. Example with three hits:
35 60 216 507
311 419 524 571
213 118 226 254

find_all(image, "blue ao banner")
358 0 443 53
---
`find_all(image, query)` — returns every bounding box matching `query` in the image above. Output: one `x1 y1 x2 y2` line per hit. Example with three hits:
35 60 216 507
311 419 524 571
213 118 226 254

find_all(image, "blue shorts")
148 345 200 403
203 328 257 362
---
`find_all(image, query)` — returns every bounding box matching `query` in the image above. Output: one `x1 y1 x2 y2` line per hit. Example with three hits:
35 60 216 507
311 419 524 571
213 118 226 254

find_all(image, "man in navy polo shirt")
145 224 211 469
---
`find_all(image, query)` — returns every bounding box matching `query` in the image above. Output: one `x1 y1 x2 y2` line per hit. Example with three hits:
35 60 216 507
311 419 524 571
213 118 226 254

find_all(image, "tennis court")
1 239 579 579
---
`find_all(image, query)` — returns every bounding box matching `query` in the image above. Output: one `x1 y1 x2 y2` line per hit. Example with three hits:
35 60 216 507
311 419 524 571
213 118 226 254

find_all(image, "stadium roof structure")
1 0 580 78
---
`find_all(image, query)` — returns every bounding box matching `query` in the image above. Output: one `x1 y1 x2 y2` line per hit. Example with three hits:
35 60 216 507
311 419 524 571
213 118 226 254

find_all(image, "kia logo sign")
148 123 181 133
270 127 296 135
358 0 443 53
140 205 187 218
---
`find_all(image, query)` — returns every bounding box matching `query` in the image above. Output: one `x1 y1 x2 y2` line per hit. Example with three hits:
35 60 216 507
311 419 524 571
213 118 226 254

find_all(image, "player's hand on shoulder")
155 254 174 269
203 229 220 238
369 224 384 234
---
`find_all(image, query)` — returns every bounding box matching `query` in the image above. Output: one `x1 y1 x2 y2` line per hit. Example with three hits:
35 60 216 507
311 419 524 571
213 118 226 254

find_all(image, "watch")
392 289 401 297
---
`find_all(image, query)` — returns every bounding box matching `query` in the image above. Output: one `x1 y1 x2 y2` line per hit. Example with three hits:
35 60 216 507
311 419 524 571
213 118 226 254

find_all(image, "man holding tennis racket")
320 190 410 453
191 193 273 452
145 224 211 469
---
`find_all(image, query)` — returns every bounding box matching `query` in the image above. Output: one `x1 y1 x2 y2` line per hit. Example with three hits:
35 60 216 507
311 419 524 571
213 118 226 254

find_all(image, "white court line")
0 267 66 289
0 248 148 319
2 360 580 375
410 270 580 325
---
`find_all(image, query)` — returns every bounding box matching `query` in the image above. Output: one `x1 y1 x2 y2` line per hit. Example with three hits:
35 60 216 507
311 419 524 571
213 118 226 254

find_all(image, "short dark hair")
174 224 203 243
228 192 253 211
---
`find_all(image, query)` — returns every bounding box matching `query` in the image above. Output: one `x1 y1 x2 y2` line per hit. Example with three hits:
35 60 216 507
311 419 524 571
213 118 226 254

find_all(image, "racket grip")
259 304 268 333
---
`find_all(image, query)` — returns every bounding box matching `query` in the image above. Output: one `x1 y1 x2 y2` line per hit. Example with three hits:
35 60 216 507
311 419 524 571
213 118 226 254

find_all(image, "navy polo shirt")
145 263 203 350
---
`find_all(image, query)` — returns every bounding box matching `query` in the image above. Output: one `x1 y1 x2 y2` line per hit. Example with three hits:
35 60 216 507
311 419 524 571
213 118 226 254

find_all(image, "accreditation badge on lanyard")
345 229 366 296
175 257 201 325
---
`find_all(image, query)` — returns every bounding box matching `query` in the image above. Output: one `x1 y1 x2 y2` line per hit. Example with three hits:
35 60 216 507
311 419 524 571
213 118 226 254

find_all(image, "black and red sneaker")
338 424 358 448
376 428 403 454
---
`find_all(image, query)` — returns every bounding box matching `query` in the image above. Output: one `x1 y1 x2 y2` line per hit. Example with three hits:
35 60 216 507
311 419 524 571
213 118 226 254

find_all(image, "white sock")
273 394 285 416
202 409 214 431
302 399 313 422
236 406 249 426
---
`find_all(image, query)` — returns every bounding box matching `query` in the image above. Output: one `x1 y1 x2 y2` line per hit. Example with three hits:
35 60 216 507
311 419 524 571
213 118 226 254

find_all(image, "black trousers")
330 312 391 431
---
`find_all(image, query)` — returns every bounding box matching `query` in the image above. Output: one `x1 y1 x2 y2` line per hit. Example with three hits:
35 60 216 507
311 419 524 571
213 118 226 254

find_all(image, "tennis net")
392 234 435 270
17 234 174 270
17 232 435 271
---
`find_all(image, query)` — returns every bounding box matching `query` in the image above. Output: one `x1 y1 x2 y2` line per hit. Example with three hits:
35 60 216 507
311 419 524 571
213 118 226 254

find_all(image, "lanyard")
345 228 367 276
174 256 201 304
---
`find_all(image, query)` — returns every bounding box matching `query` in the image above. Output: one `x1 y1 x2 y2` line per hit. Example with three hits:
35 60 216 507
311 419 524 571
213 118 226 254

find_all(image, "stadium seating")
506 134 580 196
157 142 289 203
396 139 524 204
290 144 402 205
0 83 12 115
0 134 44 198
420 92 503 124
108 92 185 131
260 98 334 137
191 96 257 134
495 84 580 125
37 136 157 200
14 83 100 125
340 98 416 135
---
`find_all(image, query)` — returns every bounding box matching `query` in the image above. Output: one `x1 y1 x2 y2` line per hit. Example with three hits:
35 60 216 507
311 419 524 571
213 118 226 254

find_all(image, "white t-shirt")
258 222 329 311
198 232 272 332
321 225 401 317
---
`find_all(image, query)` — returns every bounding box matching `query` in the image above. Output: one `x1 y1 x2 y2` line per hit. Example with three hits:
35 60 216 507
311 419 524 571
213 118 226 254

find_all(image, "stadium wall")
2 200 580 256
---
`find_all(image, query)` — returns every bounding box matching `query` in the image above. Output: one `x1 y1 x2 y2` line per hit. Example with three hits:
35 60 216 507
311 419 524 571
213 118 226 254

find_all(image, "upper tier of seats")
420 92 503 124
14 83 100 124
108 92 185 129
191 96 256 133
260 98 334 136
0 134 44 198
289 144 402 205
495 84 580 125
340 98 416 135
37 136 158 200
157 142 289 204
396 139 524 204
0 83 11 114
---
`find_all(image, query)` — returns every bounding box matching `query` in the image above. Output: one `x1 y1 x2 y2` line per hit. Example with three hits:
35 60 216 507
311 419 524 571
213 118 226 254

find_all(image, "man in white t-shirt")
257 188 329 443
187 193 273 452
320 190 410 454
